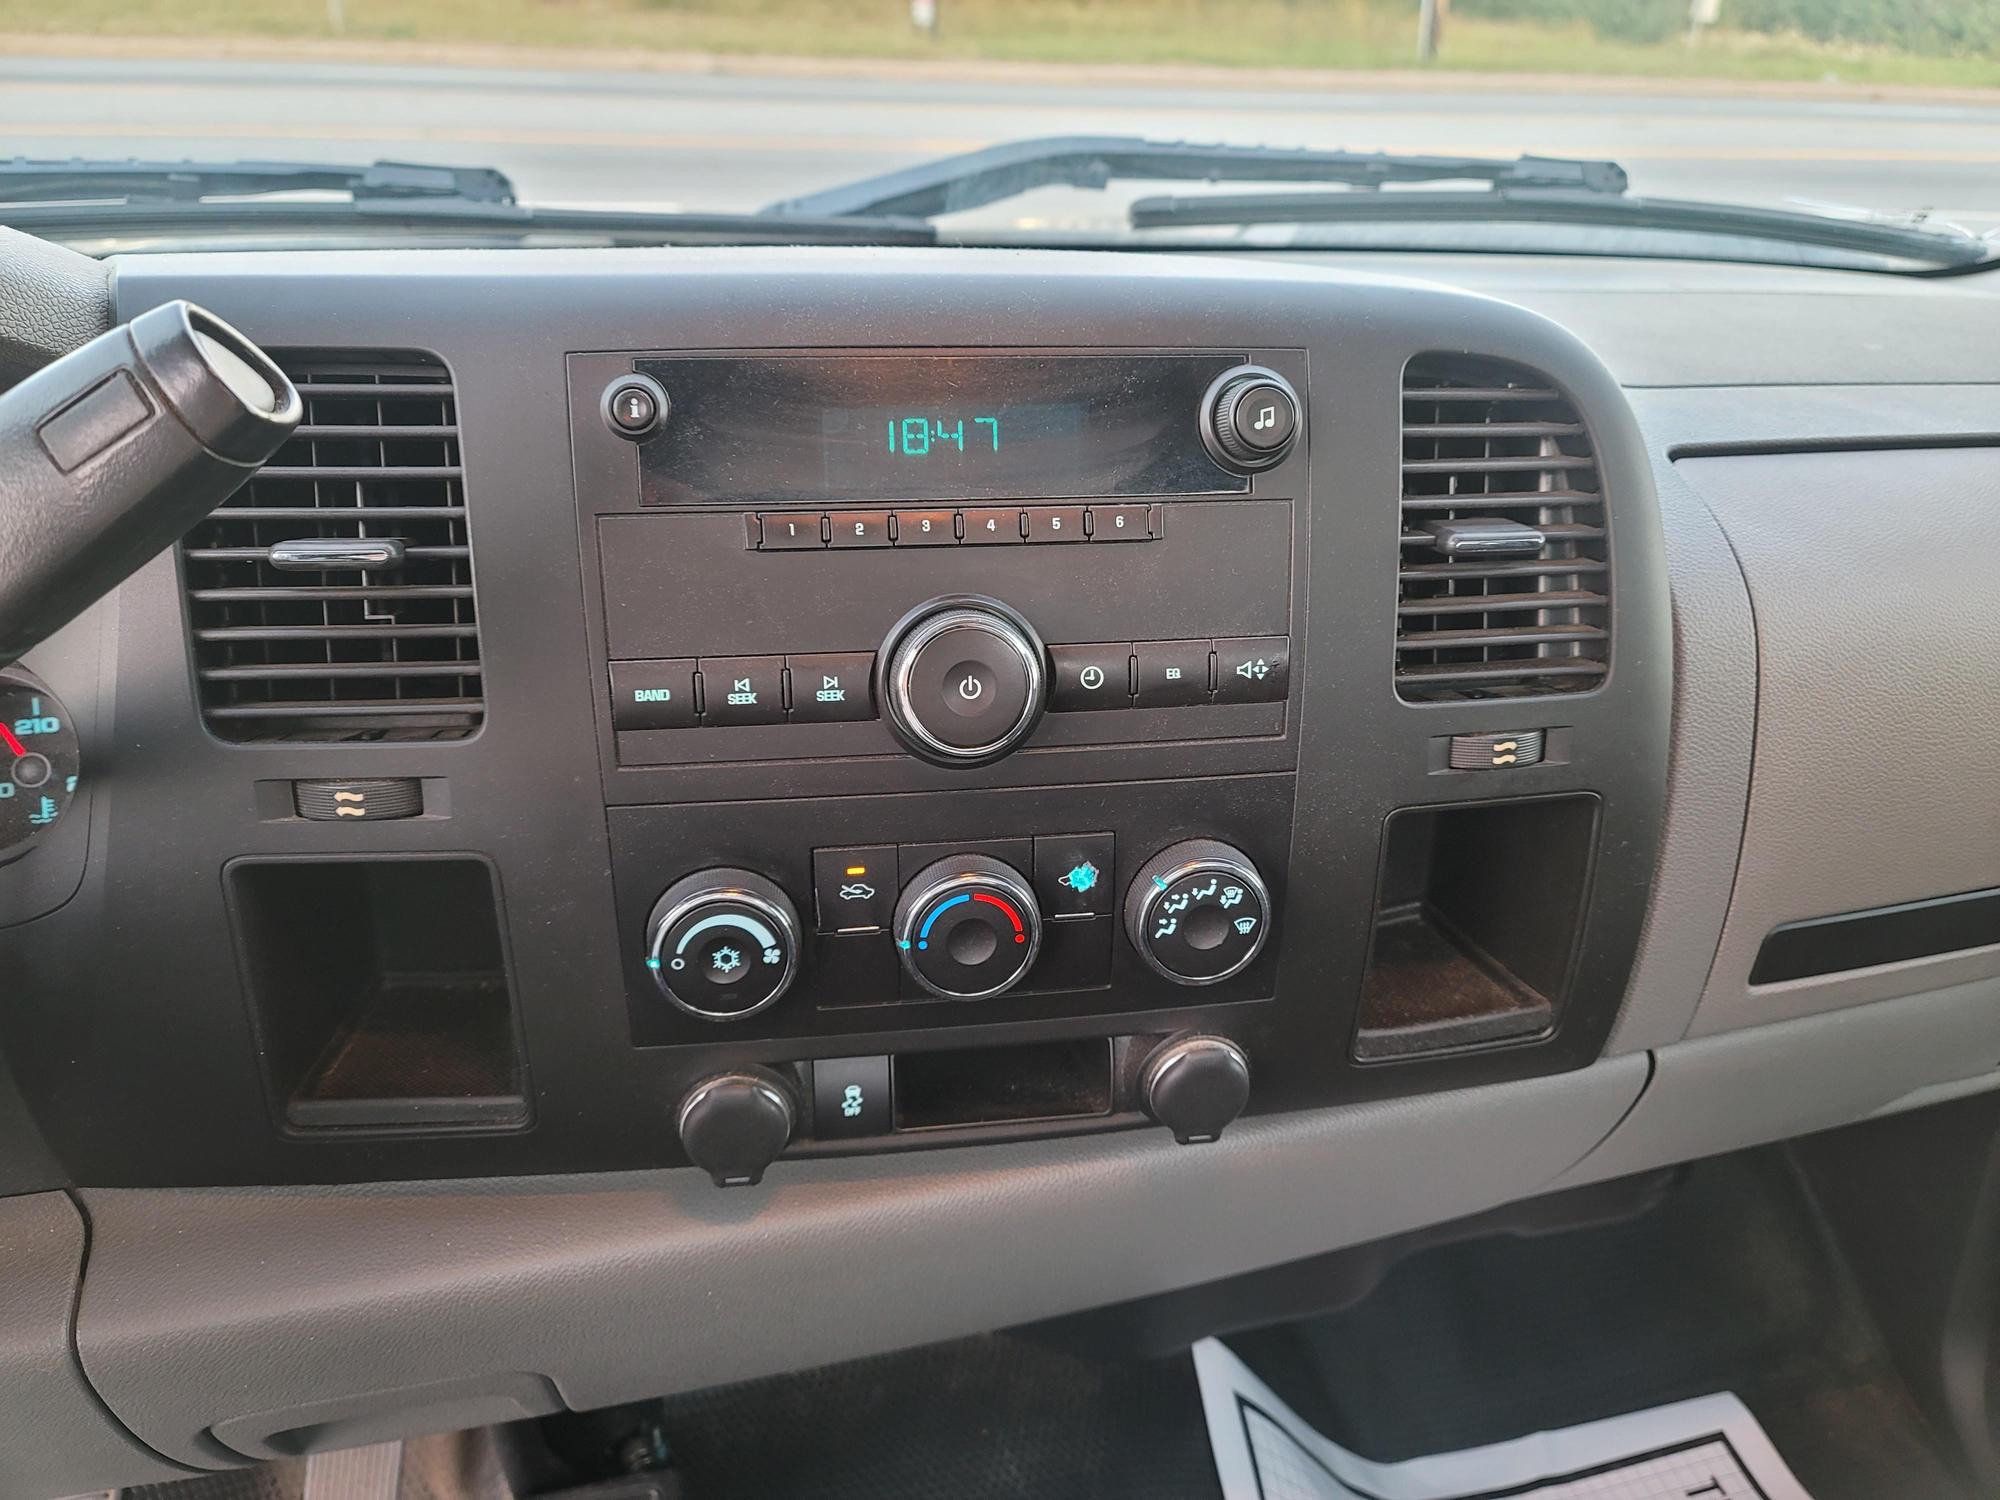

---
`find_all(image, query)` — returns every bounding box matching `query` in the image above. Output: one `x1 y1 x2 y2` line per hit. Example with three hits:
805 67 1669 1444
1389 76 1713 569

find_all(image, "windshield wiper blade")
1126 187 1993 267
0 156 936 246
0 156 519 206
764 135 1628 220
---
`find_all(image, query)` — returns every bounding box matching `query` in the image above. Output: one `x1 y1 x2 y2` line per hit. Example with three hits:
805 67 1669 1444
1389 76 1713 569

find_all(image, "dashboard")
0 244 1996 1491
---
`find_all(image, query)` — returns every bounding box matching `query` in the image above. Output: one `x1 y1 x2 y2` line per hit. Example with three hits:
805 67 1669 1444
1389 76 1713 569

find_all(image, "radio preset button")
827 510 891 548
961 507 1025 544
894 509 956 545
1048 643 1132 712
786 652 875 724
1026 505 1086 544
610 658 698 730
1213 637 1290 704
758 512 825 549
698 655 785 726
1135 640 1213 707
1088 504 1152 541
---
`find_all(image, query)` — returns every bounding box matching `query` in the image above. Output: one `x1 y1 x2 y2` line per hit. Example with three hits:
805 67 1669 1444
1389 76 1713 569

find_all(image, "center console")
1 250 1674 1190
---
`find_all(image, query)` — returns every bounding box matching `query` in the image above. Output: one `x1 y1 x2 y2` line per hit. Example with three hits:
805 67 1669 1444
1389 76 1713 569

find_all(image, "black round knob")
1200 365 1300 472
1126 839 1271 986
677 1069 796 1187
602 373 669 440
878 596 1047 767
645 869 802 1021
894 854 1043 1000
1142 1035 1251 1144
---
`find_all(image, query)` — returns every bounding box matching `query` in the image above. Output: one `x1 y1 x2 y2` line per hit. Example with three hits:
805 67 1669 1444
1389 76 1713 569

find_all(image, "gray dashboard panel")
0 1192 189 1493
1561 976 2000 1191
1677 446 2000 1037
75 1055 1646 1469
1603 465 1756 1055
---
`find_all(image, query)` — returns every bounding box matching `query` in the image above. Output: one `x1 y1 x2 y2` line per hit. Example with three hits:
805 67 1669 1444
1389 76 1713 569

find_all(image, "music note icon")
1253 404 1275 431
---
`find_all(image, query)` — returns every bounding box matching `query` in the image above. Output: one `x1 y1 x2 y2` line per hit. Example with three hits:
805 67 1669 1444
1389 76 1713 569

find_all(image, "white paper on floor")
1195 1337 1814 1500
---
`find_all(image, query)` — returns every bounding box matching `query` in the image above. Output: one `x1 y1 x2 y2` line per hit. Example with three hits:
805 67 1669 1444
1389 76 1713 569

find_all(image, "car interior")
0 121 1997 1500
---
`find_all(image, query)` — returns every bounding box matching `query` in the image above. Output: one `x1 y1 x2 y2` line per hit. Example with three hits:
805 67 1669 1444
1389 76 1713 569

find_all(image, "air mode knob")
1200 365 1300 472
644 869 802 1021
878 596 1048 767
1126 839 1272 986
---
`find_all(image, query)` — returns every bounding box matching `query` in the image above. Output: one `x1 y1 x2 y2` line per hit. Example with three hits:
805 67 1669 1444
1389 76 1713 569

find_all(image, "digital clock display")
635 353 1248 505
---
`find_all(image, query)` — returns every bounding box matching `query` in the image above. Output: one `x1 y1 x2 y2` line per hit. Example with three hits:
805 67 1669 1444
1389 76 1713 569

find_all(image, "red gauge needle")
0 724 24 757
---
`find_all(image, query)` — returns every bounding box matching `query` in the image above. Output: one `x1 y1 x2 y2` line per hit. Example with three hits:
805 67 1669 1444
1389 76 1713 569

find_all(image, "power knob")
877 595 1048 767
1200 365 1300 472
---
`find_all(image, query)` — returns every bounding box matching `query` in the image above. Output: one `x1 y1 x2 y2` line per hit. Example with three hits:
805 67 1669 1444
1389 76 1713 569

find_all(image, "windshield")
3 1 1996 270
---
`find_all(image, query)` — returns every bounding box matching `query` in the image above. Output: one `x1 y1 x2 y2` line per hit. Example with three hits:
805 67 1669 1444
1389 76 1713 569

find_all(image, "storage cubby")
1355 795 1598 1060
228 858 528 1129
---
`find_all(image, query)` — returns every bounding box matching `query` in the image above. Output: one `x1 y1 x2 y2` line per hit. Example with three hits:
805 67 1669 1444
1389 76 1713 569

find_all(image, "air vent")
1397 355 1608 702
181 353 482 741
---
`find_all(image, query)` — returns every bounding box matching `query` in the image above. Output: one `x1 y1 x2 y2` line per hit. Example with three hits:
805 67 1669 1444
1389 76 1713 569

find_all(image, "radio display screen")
633 353 1251 504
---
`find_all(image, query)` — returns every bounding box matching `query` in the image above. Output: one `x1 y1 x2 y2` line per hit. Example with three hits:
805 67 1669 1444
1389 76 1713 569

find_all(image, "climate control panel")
608 777 1293 1049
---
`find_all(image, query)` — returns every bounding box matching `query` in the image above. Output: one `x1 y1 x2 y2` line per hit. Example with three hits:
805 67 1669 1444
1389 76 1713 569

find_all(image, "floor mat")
1226 1152 1969 1500
648 1333 1221 1500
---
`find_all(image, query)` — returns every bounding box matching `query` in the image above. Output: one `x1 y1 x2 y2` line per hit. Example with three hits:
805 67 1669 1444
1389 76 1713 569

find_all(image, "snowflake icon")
710 945 743 974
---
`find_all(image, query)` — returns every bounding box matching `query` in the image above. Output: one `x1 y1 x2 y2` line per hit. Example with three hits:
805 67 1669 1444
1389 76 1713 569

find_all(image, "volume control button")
878 596 1048 767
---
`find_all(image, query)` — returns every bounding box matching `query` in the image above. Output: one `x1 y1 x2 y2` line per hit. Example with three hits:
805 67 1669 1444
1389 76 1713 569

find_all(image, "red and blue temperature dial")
894 855 1043 1001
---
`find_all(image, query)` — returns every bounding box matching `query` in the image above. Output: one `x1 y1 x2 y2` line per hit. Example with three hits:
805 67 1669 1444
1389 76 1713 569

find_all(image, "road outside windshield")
1 0 1996 244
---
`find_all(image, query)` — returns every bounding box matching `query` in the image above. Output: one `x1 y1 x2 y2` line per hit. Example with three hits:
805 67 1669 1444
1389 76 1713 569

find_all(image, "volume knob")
877 595 1048 768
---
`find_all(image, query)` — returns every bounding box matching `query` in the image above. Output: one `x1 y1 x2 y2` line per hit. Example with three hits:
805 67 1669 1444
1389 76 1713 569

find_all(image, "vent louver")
181 353 482 741
1397 354 1608 702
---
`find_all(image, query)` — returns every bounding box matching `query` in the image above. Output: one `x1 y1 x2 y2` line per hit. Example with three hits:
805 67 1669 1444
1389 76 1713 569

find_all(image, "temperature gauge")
0 672 80 861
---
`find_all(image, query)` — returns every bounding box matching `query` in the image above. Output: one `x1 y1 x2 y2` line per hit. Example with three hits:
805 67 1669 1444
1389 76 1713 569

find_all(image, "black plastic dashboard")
4 243 2000 1495
3 248 1671 1189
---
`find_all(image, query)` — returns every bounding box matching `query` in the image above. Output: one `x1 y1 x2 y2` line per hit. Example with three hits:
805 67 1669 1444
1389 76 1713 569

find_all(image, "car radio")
567 347 1309 1056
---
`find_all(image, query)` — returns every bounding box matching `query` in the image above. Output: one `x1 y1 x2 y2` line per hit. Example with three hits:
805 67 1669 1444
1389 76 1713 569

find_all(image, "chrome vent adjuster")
180 352 482 741
1396 354 1608 703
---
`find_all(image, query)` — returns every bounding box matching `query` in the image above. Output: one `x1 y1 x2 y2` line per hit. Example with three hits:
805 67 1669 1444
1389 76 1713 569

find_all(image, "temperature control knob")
895 854 1043 1000
1200 365 1300 472
878 596 1048 767
645 869 802 1021
1126 839 1272 986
